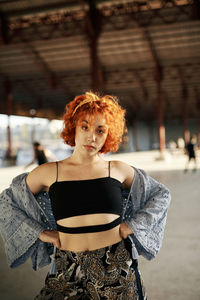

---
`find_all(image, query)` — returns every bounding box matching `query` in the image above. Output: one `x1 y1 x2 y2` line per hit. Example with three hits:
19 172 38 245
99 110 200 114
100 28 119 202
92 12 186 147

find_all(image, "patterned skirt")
34 239 147 300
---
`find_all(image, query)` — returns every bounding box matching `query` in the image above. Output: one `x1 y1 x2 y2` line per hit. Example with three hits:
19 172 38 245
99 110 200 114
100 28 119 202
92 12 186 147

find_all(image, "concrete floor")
0 150 200 300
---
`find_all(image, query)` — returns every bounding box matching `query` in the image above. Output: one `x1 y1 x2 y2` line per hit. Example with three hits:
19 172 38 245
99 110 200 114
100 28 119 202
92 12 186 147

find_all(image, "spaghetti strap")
55 161 58 182
108 161 111 177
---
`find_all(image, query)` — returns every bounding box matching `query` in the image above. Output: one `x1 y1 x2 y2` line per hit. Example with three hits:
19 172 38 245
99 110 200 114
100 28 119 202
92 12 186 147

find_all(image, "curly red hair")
60 91 126 153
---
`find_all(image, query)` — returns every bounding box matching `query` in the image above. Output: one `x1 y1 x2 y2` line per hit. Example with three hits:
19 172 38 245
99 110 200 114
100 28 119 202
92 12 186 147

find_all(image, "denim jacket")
0 167 171 271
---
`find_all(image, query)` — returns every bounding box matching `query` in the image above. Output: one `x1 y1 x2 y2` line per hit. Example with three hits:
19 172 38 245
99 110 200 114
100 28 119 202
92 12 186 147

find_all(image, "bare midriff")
57 213 122 252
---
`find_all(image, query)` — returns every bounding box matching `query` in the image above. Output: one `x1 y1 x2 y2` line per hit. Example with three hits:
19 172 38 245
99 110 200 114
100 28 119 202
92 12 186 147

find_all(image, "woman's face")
75 113 109 154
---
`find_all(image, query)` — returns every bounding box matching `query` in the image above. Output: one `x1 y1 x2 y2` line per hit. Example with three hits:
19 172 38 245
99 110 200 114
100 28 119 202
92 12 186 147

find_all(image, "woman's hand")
39 230 61 249
119 222 133 239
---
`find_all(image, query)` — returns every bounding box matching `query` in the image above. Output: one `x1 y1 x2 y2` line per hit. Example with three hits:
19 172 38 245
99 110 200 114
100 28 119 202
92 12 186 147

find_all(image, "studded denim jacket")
0 167 171 271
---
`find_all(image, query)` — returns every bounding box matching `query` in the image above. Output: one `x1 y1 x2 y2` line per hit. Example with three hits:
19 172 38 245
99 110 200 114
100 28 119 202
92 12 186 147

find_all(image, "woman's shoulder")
110 160 133 172
26 162 58 192
110 160 135 188
29 161 57 175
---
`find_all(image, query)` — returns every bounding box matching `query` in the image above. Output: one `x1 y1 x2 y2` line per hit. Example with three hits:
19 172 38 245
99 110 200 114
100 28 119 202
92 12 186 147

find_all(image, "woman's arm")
26 161 57 194
0 176 49 269
25 163 50 194
111 161 135 239
0 170 59 269
124 167 171 259
26 163 61 247
114 161 171 259
39 230 61 249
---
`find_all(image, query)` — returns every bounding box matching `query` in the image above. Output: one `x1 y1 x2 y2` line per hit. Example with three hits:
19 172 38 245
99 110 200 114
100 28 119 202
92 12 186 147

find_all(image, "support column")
194 88 200 148
90 37 102 91
133 120 139 151
182 87 190 144
183 116 190 145
128 126 134 152
147 120 154 150
140 28 166 158
85 0 103 91
29 108 36 143
156 67 166 158
4 78 12 159
197 119 200 148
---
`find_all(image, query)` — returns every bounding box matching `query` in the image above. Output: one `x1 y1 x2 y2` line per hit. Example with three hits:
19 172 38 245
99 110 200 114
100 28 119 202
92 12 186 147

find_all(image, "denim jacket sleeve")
0 173 56 270
123 167 171 260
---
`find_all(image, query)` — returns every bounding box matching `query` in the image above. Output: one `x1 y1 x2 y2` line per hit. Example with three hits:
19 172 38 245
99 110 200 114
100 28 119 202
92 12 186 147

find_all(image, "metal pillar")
183 116 190 145
182 87 190 144
156 71 165 154
85 0 103 91
90 37 100 91
141 28 166 157
29 108 36 143
194 88 200 148
4 78 12 159
197 119 200 148
147 120 154 150
133 120 139 151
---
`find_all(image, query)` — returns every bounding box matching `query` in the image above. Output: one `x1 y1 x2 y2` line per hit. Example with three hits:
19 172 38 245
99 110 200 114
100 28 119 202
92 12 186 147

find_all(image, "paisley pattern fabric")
34 240 147 300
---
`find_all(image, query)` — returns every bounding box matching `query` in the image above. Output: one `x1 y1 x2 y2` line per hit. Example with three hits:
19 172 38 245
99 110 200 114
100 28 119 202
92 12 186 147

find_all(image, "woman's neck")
69 151 102 166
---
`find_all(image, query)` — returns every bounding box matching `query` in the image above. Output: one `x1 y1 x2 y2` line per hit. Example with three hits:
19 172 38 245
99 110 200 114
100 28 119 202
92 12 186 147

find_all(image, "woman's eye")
97 129 104 134
82 126 88 130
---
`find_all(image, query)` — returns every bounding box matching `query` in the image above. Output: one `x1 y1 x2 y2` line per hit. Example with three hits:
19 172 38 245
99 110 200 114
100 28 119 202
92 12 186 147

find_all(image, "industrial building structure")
0 0 200 156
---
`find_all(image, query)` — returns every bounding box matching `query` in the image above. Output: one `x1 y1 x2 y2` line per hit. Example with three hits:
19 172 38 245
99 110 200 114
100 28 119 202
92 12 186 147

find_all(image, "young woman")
0 92 171 300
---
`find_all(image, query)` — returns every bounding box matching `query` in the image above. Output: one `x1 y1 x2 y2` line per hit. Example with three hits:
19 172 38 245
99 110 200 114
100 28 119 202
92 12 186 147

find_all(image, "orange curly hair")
60 91 126 153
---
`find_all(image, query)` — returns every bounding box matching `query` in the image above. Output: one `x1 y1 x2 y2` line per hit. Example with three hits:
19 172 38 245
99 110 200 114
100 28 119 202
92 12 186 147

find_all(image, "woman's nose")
87 130 96 142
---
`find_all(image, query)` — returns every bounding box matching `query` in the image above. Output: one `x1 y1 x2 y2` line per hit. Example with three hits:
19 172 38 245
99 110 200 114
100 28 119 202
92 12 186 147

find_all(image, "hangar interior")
0 0 200 154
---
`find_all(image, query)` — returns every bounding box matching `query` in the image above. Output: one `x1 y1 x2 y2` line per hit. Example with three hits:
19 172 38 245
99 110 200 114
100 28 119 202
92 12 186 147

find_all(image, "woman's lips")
84 145 96 150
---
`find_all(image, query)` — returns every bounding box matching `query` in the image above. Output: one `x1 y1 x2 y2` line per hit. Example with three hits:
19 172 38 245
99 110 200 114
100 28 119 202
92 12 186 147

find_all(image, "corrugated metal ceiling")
0 0 199 122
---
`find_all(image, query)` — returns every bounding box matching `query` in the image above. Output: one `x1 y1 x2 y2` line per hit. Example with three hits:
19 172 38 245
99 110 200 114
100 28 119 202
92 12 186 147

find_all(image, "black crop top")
49 161 123 234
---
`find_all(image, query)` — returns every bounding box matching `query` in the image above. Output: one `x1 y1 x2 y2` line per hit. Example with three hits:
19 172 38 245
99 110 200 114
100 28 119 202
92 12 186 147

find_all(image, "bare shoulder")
26 162 57 194
110 160 134 189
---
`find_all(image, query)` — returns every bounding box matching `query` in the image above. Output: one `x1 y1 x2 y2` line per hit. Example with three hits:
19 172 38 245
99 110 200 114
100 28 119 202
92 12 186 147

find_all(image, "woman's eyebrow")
80 120 107 128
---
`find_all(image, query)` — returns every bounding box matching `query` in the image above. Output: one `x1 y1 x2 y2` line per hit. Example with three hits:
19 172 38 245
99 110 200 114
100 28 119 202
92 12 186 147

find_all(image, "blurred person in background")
25 141 57 168
184 135 198 172
177 137 185 154
0 91 171 300
168 140 177 155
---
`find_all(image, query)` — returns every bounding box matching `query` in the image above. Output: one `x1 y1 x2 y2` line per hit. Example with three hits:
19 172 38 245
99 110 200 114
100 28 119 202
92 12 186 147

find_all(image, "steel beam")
5 0 193 43
81 0 104 91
